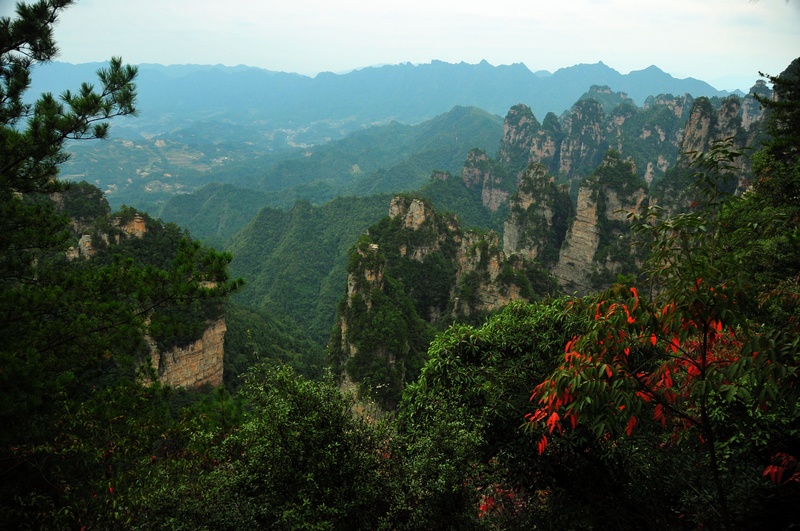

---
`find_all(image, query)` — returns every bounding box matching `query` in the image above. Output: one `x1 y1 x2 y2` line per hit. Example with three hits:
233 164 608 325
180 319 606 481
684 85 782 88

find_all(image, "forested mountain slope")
213 83 769 360
155 183 270 248
226 195 394 343
69 105 503 210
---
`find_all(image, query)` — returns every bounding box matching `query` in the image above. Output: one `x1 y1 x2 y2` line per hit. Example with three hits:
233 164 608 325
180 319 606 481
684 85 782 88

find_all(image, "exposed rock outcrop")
462 149 491 188
680 97 736 156
643 93 694 119
462 149 511 212
330 235 427 411
498 104 564 186
503 163 573 267
742 80 770 130
552 184 601 295
452 229 523 317
55 182 226 389
552 152 647 295
150 318 226 388
492 86 767 212
120 213 148 238
330 195 555 410
97 211 149 243
386 195 535 318
558 98 607 179
389 196 428 231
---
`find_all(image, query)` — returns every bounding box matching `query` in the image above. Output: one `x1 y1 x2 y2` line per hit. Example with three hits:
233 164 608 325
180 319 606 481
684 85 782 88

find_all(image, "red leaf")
568 411 579 430
654 404 666 427
763 465 784 484
526 409 547 423
537 435 548 455
624 305 635 324
669 337 680 353
547 412 560 434
650 334 657 346
625 416 637 436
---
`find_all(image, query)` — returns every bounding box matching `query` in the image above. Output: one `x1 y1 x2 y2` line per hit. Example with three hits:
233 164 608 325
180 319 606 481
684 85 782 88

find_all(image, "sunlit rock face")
552 153 647 296
150 317 227 388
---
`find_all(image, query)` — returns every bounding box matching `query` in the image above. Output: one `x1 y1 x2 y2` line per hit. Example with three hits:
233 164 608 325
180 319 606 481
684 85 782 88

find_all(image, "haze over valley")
52 59 748 211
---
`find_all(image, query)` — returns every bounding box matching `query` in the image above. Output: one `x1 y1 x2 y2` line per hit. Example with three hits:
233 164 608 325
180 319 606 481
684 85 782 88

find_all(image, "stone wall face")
551 185 600 295
150 318 226 388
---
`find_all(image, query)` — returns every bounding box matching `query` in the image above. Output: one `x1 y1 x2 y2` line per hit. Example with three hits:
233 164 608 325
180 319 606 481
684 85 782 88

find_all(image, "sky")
3 0 799 91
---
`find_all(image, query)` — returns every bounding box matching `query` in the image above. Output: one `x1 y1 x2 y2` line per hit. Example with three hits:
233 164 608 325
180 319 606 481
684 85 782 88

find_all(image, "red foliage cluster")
763 453 800 485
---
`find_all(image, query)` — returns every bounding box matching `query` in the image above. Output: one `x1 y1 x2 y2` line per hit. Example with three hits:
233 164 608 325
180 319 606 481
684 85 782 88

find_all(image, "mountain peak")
552 61 621 77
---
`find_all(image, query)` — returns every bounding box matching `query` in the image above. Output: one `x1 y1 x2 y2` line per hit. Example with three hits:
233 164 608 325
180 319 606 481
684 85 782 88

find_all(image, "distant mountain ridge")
35 59 741 144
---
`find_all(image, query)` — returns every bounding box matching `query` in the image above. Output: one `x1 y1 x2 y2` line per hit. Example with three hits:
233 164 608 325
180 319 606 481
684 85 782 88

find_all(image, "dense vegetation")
227 194 393 344
154 183 271 249
0 2 243 525
2 2 798 529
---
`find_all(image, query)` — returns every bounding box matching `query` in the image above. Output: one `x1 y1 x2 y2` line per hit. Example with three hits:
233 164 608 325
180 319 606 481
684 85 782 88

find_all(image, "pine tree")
0 3 241 526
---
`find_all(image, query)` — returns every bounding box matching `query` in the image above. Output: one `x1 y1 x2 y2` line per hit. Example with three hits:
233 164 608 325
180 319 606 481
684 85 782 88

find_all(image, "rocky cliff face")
498 104 563 181
330 195 553 409
503 163 573 267
558 98 607 179
150 317 226 388
643 93 694 119
550 184 601 294
495 85 768 201
742 80 771 130
119 213 148 238
386 195 460 279
462 149 491 188
462 149 511 212
648 89 769 212
56 183 226 389
451 229 525 317
678 94 764 180
476 86 770 295
502 154 645 296
680 97 730 156
330 234 428 411
384 195 538 319
551 153 647 295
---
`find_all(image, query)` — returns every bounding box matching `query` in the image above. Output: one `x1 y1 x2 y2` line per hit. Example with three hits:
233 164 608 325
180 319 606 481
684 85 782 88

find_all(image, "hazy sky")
4 0 799 91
